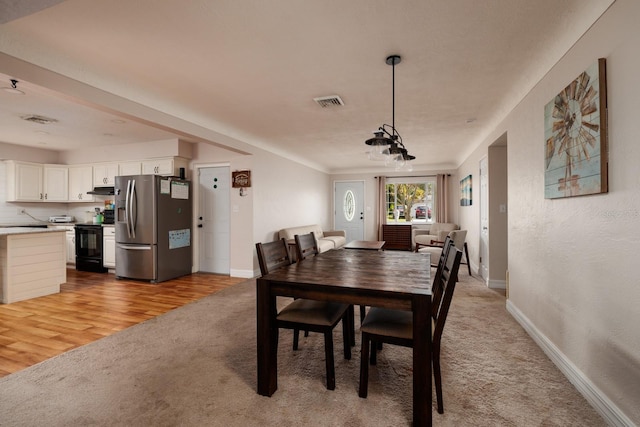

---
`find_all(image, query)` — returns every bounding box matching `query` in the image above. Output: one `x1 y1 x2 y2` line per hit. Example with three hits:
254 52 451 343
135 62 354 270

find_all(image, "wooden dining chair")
431 237 455 315
295 232 357 345
294 232 319 261
256 237 352 390
358 246 463 414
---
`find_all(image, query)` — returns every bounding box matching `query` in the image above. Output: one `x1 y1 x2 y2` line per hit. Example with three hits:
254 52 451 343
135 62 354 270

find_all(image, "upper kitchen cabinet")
93 163 119 187
5 160 43 201
142 157 189 177
43 165 69 202
5 161 71 202
118 161 141 176
68 165 94 202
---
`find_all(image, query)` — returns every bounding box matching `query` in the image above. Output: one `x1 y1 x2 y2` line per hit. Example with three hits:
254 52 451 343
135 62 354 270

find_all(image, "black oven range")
75 224 107 273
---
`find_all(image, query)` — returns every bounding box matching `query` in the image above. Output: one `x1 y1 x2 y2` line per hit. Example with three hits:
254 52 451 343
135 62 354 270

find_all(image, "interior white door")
198 166 230 274
334 181 364 242
479 157 489 281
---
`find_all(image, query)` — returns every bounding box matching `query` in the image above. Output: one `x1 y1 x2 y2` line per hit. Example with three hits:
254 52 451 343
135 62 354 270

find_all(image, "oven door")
75 226 103 258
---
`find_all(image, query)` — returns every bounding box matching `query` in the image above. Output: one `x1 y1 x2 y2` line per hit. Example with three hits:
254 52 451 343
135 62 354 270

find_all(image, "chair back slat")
256 238 291 276
295 232 319 261
432 247 463 341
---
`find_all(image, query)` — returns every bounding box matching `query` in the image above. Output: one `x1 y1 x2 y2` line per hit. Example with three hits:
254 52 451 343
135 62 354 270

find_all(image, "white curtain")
376 176 387 240
436 174 450 223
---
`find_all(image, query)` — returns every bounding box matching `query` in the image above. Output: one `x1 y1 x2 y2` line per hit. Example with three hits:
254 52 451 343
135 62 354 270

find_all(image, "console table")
382 224 412 251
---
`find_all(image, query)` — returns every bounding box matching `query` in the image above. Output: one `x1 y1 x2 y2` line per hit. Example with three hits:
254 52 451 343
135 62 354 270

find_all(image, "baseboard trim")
230 268 255 279
487 279 506 289
506 300 635 427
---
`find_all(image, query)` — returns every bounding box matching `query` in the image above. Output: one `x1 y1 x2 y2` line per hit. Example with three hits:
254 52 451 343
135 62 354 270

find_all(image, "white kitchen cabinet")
93 163 119 187
103 225 116 268
5 160 44 201
66 230 76 264
48 225 76 265
119 161 141 176
43 165 69 202
68 165 95 202
141 157 188 177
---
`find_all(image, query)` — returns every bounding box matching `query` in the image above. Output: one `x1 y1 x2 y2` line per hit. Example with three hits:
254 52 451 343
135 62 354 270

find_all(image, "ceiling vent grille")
313 95 344 108
21 114 58 125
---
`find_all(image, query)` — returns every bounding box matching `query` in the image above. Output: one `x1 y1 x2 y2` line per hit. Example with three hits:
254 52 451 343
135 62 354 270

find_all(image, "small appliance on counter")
103 209 115 224
49 215 75 223
93 208 104 224
103 199 115 224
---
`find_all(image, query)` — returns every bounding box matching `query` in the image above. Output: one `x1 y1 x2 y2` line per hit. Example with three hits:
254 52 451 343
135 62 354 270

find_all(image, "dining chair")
294 232 319 261
370 236 454 355
295 232 357 346
431 237 455 315
358 246 463 414
256 237 352 390
418 229 471 276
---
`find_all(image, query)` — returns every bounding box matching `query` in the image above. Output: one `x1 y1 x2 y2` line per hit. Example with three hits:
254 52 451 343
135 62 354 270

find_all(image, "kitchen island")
0 227 67 303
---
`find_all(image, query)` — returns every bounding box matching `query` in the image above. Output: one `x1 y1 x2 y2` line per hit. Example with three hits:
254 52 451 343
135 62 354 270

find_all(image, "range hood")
87 186 115 196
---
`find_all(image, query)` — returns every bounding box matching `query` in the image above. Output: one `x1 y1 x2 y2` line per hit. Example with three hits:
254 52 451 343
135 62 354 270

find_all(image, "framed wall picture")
232 170 251 188
544 58 608 199
460 175 472 206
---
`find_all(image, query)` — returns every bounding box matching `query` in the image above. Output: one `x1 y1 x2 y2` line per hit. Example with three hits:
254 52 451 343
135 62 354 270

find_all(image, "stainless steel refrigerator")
114 174 192 283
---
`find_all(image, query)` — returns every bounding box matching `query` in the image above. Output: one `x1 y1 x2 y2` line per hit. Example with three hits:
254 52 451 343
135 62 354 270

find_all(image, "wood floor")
0 268 244 378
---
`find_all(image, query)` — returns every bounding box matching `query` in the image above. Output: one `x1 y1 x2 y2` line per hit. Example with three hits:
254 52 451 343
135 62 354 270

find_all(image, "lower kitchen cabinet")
66 230 75 264
48 225 75 265
103 225 116 268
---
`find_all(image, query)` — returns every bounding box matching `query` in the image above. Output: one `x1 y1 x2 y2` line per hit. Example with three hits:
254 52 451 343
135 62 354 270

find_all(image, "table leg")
413 295 432 426
257 278 277 396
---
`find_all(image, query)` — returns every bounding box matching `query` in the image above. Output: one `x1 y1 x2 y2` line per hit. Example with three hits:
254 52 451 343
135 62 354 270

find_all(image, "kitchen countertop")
0 227 66 236
0 223 49 227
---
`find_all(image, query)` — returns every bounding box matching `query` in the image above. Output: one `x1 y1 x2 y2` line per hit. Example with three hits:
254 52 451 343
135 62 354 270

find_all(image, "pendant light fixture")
364 55 414 169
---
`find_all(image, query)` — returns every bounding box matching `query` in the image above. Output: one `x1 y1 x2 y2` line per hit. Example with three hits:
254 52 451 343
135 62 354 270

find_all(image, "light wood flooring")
0 268 244 378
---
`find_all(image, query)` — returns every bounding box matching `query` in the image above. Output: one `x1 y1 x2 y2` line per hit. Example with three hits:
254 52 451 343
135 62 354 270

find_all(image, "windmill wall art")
544 58 608 199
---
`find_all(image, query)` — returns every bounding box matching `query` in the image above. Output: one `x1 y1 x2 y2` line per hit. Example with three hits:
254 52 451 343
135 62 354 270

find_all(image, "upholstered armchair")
413 222 459 252
416 229 472 276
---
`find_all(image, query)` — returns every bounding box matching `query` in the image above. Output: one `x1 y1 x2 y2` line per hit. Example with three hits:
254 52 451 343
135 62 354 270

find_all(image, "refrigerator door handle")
116 244 151 250
129 179 137 239
125 179 131 238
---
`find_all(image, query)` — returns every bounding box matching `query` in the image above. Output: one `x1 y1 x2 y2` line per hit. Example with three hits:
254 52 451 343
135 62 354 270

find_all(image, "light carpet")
0 269 605 426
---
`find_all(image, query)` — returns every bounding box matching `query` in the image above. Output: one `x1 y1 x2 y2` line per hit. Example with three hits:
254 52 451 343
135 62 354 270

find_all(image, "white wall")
253 150 331 239
458 0 639 423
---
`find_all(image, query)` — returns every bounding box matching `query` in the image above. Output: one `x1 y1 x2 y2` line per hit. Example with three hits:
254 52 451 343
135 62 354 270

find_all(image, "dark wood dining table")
256 248 432 426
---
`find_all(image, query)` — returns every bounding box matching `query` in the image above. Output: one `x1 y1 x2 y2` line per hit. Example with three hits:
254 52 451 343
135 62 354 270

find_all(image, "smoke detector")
313 95 344 108
21 114 59 125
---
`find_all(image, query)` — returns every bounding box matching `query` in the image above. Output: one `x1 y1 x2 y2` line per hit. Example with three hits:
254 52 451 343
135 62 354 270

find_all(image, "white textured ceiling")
0 0 614 173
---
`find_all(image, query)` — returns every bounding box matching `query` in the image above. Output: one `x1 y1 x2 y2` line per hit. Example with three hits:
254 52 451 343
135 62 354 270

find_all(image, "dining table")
256 248 432 426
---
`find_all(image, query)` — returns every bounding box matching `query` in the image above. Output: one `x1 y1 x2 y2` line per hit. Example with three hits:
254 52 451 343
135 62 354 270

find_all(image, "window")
385 177 436 224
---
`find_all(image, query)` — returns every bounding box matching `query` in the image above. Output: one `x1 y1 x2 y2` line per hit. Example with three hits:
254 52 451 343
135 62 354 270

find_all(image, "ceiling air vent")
313 95 344 108
21 114 59 125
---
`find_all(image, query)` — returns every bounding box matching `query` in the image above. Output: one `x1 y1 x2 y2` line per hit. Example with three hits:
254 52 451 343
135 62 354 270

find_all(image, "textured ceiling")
0 0 614 173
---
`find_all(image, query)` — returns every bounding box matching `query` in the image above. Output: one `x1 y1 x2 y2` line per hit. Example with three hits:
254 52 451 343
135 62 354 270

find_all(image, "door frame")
192 162 230 273
479 156 489 283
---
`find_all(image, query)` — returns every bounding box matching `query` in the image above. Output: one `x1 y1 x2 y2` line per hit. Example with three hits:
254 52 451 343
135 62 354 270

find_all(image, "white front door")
334 181 365 242
198 166 230 274
479 157 489 281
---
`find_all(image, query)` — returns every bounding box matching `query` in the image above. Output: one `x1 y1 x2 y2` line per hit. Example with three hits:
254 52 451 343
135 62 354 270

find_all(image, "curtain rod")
374 174 450 179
